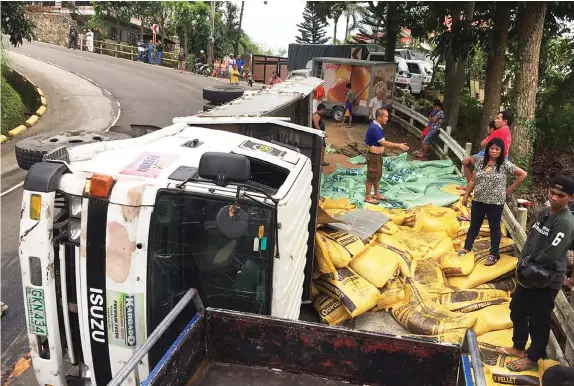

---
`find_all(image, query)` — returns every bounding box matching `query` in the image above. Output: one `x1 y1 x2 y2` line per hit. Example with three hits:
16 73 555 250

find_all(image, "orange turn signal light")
85 174 114 199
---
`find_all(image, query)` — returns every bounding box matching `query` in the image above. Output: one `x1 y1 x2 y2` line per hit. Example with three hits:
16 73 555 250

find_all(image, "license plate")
26 287 48 336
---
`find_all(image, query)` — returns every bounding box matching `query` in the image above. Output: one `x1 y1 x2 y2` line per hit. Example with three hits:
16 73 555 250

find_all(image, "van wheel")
15 130 131 170
331 106 345 122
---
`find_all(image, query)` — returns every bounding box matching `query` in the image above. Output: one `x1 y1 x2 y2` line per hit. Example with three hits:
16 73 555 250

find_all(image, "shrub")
1 75 26 136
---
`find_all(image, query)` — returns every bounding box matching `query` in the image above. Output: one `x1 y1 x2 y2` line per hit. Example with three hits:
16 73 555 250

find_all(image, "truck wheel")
15 130 131 170
203 102 219 112
202 85 244 104
331 106 345 122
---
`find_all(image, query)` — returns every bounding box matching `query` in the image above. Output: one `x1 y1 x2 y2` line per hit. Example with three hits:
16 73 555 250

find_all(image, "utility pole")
208 1 215 65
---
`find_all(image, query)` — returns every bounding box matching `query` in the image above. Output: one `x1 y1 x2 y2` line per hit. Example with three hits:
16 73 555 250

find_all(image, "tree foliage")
1 2 36 47
296 2 329 44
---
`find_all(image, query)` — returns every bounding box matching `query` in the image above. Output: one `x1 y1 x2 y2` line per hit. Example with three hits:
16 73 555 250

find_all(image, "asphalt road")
0 40 243 383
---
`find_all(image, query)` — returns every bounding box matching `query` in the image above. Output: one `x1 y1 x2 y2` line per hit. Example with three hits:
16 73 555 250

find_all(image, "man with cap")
498 175 574 372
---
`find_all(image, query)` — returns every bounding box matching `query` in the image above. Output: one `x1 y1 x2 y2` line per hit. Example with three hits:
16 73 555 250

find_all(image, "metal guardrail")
108 289 205 386
391 96 573 366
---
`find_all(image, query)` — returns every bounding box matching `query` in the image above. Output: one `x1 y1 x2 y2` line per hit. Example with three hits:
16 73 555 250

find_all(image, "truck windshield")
146 191 274 365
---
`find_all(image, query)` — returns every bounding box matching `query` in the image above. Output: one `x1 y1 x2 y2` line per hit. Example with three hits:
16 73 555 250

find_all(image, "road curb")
3 69 48 143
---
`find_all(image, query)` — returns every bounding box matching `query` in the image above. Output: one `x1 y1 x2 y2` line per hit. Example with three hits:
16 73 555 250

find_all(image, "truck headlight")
69 219 81 243
68 196 82 218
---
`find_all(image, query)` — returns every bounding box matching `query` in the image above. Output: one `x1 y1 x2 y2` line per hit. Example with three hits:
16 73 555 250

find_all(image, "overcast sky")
231 0 349 53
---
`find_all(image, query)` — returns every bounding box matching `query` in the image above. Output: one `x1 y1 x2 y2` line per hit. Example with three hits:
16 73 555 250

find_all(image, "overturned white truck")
16 77 485 386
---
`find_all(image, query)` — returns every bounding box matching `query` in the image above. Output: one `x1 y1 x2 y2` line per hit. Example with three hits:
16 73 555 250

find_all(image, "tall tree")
296 2 330 44
479 2 512 143
1 2 36 47
131 1 156 40
511 2 548 171
357 2 386 45
315 1 346 44
343 2 365 42
233 1 245 56
384 2 398 62
171 1 210 54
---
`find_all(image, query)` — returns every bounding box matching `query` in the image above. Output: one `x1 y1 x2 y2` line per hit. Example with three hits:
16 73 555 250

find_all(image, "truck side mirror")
199 152 251 187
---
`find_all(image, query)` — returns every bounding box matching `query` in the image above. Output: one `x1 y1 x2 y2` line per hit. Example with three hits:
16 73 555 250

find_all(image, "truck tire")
203 102 219 112
331 106 345 122
15 130 131 171
202 85 244 104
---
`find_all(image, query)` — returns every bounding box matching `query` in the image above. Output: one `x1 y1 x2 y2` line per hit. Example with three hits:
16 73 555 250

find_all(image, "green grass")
1 74 26 136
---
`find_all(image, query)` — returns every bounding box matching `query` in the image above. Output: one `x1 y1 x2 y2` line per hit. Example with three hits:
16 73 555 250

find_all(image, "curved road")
1 40 243 382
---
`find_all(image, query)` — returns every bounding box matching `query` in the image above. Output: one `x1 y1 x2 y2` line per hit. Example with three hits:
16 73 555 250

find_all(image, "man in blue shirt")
364 108 409 204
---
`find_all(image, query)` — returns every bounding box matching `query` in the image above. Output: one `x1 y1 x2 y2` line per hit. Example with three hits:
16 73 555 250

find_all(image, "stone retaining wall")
26 12 74 47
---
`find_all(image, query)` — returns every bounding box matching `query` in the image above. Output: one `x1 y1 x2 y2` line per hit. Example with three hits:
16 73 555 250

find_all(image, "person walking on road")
68 24 78 49
368 91 384 123
497 175 574 372
155 40 164 65
178 49 187 73
459 137 527 266
364 108 409 204
85 28 94 52
147 40 154 64
137 39 146 62
339 83 354 128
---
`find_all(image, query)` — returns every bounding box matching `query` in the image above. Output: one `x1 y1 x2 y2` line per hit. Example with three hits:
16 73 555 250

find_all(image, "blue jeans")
156 51 163 65
475 149 509 160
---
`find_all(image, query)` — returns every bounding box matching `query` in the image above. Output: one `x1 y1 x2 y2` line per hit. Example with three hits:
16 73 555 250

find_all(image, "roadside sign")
350 47 362 60
152 24 159 34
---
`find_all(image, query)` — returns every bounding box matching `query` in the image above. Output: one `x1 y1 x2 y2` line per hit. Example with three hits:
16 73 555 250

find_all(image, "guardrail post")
80 35 83 51
443 126 452 156
409 103 414 126
114 42 118 58
517 208 528 231
460 142 472 174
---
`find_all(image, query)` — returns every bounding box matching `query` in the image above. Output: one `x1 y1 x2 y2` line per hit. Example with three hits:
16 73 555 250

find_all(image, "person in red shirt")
462 110 513 183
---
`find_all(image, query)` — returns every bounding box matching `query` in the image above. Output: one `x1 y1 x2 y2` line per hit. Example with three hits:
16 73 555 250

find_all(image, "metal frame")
108 289 205 386
457 330 486 386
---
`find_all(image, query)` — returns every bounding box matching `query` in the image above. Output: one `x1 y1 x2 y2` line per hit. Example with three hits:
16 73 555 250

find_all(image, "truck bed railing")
108 289 205 386
458 330 486 386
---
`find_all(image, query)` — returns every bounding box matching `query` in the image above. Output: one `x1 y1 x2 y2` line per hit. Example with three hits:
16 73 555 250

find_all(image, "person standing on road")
147 40 155 64
313 103 329 167
459 138 527 266
498 175 574 372
339 83 354 128
417 99 444 160
368 91 384 123
237 55 245 73
155 40 164 65
230 64 240 85
228 54 237 79
178 49 187 73
68 24 78 49
85 28 94 52
137 40 146 61
364 108 409 204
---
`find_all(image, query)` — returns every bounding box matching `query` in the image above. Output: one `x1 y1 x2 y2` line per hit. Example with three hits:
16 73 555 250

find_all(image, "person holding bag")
498 175 574 372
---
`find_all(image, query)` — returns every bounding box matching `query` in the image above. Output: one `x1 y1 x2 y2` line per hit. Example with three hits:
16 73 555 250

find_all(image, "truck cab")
18 78 325 386
405 60 426 95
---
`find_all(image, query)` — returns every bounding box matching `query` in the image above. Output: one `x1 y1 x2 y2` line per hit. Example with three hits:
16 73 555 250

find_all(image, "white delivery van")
405 60 425 95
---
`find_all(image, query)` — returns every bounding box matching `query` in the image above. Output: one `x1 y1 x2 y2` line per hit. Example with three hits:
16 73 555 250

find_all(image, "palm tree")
343 2 365 43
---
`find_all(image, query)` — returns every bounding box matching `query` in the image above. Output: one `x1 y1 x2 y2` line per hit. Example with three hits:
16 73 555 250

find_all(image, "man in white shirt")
368 91 384 122
228 54 237 79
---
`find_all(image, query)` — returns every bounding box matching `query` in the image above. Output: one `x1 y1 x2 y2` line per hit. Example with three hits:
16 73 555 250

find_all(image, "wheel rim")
333 109 344 121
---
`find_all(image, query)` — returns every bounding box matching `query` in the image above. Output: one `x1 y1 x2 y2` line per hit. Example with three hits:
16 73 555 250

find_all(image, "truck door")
407 62 424 94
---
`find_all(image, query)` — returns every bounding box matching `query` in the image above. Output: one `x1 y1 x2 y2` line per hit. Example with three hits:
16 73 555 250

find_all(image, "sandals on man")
364 198 379 205
506 358 538 372
496 347 526 358
457 249 469 257
484 255 500 266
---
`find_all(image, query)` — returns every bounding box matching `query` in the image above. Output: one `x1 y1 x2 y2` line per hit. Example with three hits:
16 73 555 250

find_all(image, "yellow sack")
372 277 406 311
473 237 515 261
410 258 454 299
405 332 464 345
476 277 517 293
311 281 320 297
312 293 351 326
478 220 510 238
455 221 471 239
437 289 509 313
425 237 455 262
478 329 532 353
315 267 379 318
349 244 405 288
324 208 350 218
377 230 448 260
440 250 475 277
319 197 356 210
483 351 560 386
448 254 518 289
470 302 512 336
414 206 460 238
442 184 466 196
365 204 406 225
314 233 338 275
450 197 471 218
320 228 365 257
404 204 432 224
389 283 477 335
376 220 400 235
